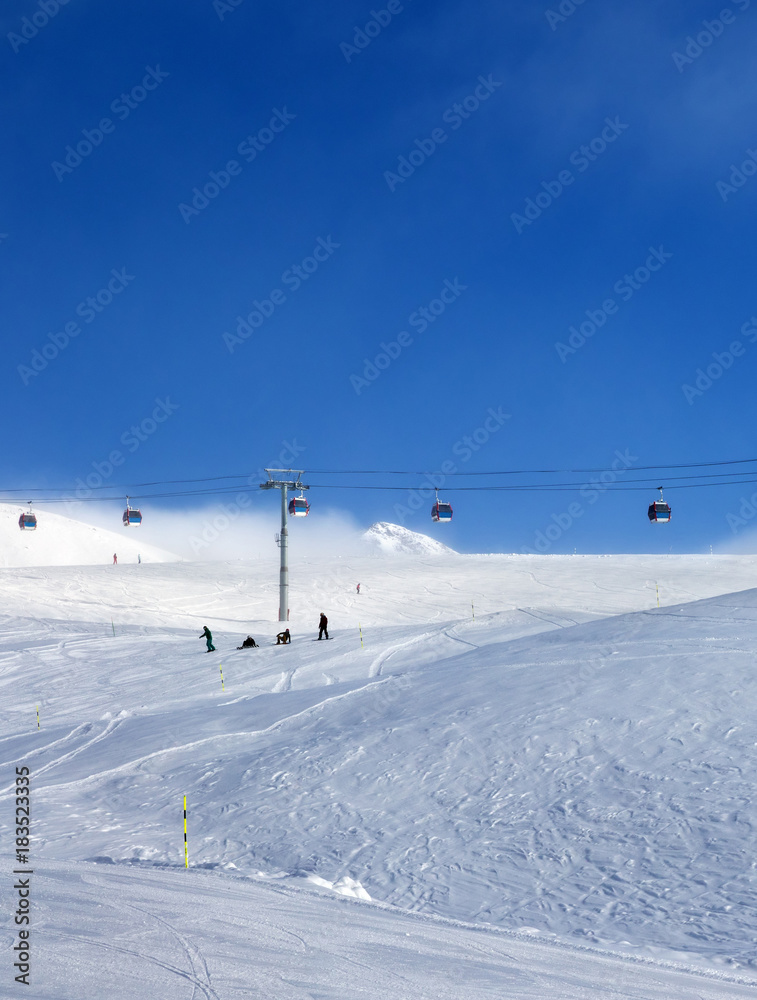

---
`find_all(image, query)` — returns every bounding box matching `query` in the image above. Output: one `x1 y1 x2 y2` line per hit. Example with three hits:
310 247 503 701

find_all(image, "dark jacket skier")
318 613 329 640
237 636 258 649
200 626 215 652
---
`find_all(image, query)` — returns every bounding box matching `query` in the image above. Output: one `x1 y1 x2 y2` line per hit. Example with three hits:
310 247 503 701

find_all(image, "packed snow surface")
2 546 757 997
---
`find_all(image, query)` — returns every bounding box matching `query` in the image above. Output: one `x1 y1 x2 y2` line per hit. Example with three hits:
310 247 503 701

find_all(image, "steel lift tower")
260 470 309 622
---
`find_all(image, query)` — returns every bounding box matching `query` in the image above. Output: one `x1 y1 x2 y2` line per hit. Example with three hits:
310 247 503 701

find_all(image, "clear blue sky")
3 0 757 554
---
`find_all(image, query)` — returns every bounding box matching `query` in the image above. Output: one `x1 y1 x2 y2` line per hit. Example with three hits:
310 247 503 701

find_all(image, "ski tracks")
77 881 220 1000
273 669 296 694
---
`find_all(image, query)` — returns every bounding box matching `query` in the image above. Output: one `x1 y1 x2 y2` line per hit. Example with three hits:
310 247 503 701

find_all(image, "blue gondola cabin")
647 501 671 523
431 501 453 522
288 496 310 517
123 507 142 526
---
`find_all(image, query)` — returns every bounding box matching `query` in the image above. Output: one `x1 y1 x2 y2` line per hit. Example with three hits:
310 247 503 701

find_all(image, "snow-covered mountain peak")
362 521 456 555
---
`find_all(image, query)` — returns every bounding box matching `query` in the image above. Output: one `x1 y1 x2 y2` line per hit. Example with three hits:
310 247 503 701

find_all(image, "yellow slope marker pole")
219 663 225 691
111 620 115 637
656 582 660 608
183 795 189 868
36 706 40 730
358 622 364 649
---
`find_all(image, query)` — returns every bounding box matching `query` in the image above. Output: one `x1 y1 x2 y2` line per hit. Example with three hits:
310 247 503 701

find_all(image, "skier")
318 613 329 640
356 583 361 594
275 629 291 645
199 625 216 652
113 553 117 565
236 636 258 649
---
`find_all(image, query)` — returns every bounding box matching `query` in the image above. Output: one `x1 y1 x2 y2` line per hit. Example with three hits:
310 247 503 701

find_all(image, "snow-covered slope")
2 553 757 996
0 502 177 567
362 520 456 555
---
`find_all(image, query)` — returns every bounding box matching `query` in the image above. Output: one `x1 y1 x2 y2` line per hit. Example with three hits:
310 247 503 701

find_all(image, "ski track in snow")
2 553 757 996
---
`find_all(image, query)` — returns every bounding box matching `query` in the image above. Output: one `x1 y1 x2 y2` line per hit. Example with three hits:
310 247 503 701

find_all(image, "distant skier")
318 613 329 640
275 629 291 645
356 583 361 594
138 553 141 564
113 553 117 565
236 636 258 649
199 626 216 652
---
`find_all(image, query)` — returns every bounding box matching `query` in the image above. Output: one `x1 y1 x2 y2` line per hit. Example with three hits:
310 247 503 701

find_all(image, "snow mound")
0 502 178 567
363 521 456 556
307 874 372 900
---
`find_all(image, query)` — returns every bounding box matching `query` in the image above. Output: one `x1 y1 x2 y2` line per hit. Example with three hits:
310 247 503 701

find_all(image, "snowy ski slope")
0 502 176 568
1 546 757 997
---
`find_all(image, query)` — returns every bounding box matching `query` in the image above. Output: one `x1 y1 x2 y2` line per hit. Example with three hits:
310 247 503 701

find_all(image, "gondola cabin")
288 496 310 517
431 500 453 523
123 506 142 527
18 512 37 530
647 501 671 523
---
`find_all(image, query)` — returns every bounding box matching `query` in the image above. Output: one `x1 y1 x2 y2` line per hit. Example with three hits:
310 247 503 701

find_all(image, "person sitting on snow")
236 636 258 649
275 629 291 644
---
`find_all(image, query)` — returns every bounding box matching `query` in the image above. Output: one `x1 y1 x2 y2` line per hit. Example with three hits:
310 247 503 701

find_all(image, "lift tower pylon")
260 470 309 622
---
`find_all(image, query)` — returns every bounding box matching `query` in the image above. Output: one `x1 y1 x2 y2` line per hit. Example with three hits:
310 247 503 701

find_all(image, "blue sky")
3 0 757 555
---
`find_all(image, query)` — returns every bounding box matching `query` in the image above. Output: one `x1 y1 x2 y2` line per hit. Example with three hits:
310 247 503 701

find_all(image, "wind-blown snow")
2 545 757 996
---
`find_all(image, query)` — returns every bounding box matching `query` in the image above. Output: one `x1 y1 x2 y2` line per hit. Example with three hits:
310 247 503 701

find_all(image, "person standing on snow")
318 613 329 640
199 626 216 652
356 583 360 594
113 553 117 565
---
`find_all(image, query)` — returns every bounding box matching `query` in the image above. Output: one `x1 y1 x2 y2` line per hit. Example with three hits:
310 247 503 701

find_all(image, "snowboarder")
237 636 258 649
275 629 291 644
113 553 117 565
318 613 329 640
199 626 216 652
356 583 361 594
